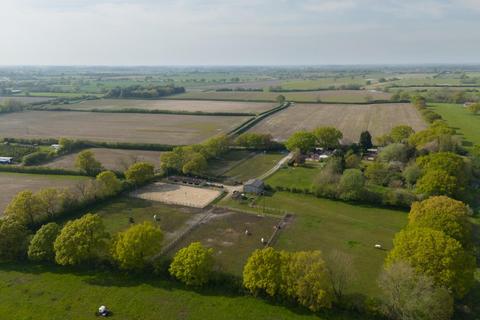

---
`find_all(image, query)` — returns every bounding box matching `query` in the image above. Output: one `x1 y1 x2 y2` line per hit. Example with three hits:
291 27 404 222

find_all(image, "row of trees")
379 196 476 319
161 135 230 175
106 85 185 99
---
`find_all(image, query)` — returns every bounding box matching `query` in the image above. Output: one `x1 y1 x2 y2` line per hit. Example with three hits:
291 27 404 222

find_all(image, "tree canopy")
313 127 343 149
28 222 61 262
75 150 103 176
285 131 317 153
54 213 109 266
112 221 163 270
0 218 30 261
169 242 214 286
386 227 475 298
125 162 155 185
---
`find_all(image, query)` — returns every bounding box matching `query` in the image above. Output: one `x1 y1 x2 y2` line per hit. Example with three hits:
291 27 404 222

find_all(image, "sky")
1 0 480 65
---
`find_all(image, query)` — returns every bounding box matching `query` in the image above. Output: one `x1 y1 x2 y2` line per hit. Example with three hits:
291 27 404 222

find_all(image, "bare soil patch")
249 103 426 144
131 182 223 208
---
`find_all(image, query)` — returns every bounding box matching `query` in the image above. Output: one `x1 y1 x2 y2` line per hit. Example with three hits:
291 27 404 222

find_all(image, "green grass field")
221 152 285 183
428 103 480 146
220 192 407 297
206 150 257 177
0 263 369 320
265 164 323 191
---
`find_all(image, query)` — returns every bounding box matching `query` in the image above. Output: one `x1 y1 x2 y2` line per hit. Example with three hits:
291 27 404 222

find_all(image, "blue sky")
1 0 480 65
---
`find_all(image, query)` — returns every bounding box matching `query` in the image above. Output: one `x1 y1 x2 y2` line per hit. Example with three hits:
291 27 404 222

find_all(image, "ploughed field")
41 148 163 171
249 103 426 143
46 99 275 114
0 111 250 145
0 172 88 213
171 90 392 103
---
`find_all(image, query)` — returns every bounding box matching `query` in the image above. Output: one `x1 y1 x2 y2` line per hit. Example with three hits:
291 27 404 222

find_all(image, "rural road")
256 152 293 181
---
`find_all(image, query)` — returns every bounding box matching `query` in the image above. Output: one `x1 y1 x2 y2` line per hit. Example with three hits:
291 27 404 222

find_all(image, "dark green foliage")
106 85 185 99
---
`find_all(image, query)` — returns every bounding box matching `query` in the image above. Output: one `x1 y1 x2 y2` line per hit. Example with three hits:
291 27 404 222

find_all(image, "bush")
22 151 53 165
169 242 214 286
28 222 61 262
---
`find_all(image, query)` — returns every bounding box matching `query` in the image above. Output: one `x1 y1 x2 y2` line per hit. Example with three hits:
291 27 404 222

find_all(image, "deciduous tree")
54 213 109 266
112 221 163 270
169 242 214 286
125 162 154 186
0 218 30 261
285 131 317 153
314 127 343 149
28 222 61 262
75 150 102 175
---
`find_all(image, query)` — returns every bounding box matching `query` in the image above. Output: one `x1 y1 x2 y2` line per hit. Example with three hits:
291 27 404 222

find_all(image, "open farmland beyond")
47 99 275 114
0 96 52 104
0 172 88 213
42 148 163 171
249 103 426 143
171 90 392 103
0 111 250 145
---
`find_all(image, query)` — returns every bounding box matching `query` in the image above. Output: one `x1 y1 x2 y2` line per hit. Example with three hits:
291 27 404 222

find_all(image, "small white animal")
374 244 382 249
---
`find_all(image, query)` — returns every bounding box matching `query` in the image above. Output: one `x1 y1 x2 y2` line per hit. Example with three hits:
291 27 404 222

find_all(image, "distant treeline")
106 84 185 99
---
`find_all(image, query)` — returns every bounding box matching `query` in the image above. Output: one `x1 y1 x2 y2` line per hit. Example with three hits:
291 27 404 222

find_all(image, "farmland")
171 90 392 103
248 103 426 143
0 111 251 145
45 99 275 114
0 96 52 104
220 192 408 296
0 172 88 213
428 103 480 146
42 148 163 171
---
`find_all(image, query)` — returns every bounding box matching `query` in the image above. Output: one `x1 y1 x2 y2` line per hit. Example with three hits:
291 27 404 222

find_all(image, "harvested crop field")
131 182 223 208
0 111 250 145
171 90 391 103
0 172 88 213
49 99 274 114
42 148 163 171
249 103 426 143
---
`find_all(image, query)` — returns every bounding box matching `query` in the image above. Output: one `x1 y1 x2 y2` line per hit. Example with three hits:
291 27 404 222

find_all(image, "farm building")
243 179 264 194
0 157 13 164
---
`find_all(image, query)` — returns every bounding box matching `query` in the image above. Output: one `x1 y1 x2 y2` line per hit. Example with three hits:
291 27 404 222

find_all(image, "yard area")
428 103 480 146
45 99 275 114
0 172 88 213
220 192 408 297
42 148 163 171
248 103 426 144
0 111 251 145
169 207 281 275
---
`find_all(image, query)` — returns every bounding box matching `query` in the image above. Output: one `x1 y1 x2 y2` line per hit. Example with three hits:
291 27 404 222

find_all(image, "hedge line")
0 165 88 177
3 137 177 152
32 106 255 117
229 102 291 136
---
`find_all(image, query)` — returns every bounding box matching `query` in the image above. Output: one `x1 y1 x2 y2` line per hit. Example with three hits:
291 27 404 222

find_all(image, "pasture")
42 148 163 171
45 99 275 114
86 197 200 239
131 182 223 208
248 103 426 143
0 172 88 213
0 111 250 145
206 150 285 183
265 164 322 191
171 90 392 103
0 263 365 320
428 103 480 146
169 207 281 275
220 192 408 297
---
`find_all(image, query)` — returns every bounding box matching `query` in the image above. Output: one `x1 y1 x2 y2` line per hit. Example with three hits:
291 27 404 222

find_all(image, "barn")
243 179 264 194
